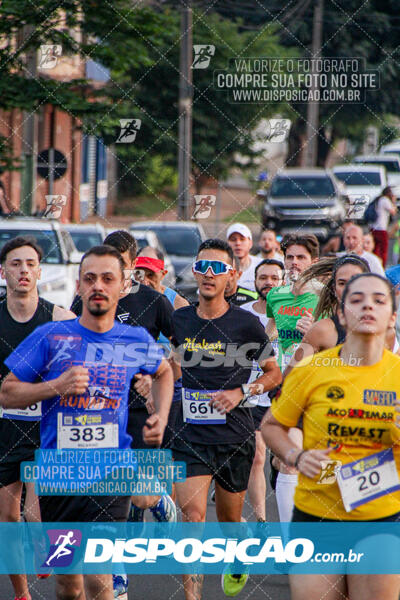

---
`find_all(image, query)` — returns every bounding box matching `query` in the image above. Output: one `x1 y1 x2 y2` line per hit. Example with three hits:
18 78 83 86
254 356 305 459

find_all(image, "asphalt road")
0 456 290 600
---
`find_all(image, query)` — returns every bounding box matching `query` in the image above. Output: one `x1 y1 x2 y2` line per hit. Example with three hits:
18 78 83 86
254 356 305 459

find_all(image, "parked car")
380 140 400 157
353 154 400 202
131 229 175 289
130 222 206 301
0 217 81 307
262 168 347 239
65 223 106 252
332 164 387 220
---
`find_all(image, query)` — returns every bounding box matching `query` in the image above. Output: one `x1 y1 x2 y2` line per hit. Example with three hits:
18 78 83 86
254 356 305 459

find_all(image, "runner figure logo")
192 195 216 219
192 45 215 69
44 195 67 219
346 194 370 220
317 460 342 485
39 45 62 69
266 119 291 143
42 529 82 567
47 336 80 368
116 119 142 143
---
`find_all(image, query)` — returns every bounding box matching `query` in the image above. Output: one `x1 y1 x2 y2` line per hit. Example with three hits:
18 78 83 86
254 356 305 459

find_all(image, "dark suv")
262 168 347 240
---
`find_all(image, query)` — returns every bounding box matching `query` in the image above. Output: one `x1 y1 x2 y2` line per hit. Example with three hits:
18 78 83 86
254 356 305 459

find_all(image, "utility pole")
21 26 38 213
304 0 324 167
177 1 193 221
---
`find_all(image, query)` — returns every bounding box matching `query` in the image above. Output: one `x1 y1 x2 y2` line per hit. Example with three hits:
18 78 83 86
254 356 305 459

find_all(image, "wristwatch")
241 383 252 399
239 384 257 407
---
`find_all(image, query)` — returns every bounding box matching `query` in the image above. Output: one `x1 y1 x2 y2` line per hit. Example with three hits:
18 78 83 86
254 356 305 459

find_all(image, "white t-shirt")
372 196 393 231
241 300 269 328
256 251 284 263
237 255 262 291
241 301 271 407
360 250 385 276
338 250 385 276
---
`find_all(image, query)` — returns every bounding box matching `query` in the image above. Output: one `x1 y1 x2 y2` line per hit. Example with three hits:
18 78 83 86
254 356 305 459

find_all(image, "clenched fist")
55 366 90 397
295 312 314 335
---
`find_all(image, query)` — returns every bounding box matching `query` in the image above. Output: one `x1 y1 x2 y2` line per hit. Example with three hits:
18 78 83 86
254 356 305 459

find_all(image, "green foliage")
209 0 400 161
103 9 297 195
0 0 166 166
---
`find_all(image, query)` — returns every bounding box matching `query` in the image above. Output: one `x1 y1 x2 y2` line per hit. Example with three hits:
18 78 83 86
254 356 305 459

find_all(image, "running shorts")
39 494 131 523
0 420 39 487
129 404 181 450
252 405 268 431
172 437 255 493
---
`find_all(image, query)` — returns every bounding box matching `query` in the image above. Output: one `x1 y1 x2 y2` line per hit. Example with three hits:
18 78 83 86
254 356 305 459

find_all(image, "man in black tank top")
0 236 75 600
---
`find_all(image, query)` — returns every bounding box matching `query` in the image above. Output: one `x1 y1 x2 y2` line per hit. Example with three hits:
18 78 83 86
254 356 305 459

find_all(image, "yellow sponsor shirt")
271 346 400 520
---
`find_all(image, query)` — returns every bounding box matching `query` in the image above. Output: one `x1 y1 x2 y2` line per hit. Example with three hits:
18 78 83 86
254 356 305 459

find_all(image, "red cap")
135 256 165 272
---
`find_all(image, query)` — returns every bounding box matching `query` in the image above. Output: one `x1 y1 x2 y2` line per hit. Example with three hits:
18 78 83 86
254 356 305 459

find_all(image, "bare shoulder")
174 294 189 309
303 317 337 348
52 305 76 321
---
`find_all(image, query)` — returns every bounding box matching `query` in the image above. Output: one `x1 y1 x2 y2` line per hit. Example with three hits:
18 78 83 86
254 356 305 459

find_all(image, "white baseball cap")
226 223 252 240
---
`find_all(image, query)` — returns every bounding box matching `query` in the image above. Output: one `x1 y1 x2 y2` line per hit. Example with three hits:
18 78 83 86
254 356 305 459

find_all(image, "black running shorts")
172 437 255 493
0 419 39 487
128 403 181 450
39 494 131 523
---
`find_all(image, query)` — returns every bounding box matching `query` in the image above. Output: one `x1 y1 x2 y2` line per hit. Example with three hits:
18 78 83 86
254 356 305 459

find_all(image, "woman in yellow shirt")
262 272 400 600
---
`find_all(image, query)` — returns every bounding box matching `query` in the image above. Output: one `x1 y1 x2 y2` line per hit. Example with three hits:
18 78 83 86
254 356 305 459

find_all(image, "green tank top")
266 284 319 369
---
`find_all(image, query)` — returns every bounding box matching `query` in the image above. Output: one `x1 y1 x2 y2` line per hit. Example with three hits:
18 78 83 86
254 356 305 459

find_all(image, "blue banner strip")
0 522 399 574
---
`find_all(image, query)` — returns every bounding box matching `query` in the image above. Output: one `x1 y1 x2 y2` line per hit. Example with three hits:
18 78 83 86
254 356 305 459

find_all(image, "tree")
0 0 168 169
201 0 400 164
102 8 296 196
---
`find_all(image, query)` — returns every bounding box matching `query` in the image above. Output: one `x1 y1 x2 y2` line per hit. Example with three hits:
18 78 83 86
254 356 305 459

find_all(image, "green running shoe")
221 569 249 597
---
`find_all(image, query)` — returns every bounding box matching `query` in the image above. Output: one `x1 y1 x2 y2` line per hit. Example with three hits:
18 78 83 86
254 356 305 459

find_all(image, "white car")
354 154 400 200
380 141 400 156
0 218 81 308
332 164 387 220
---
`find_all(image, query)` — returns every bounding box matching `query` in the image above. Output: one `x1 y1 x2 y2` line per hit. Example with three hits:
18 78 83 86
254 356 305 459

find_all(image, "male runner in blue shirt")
0 245 173 600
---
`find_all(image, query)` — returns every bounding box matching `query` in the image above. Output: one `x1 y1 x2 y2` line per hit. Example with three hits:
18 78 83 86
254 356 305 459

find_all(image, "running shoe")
113 574 128 598
149 495 177 522
221 567 249 597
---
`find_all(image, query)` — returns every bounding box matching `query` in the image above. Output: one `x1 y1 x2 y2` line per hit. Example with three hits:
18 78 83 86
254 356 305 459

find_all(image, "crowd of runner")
0 221 399 600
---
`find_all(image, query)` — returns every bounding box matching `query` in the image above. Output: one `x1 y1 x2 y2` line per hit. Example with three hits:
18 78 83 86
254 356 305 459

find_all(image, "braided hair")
297 254 370 320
